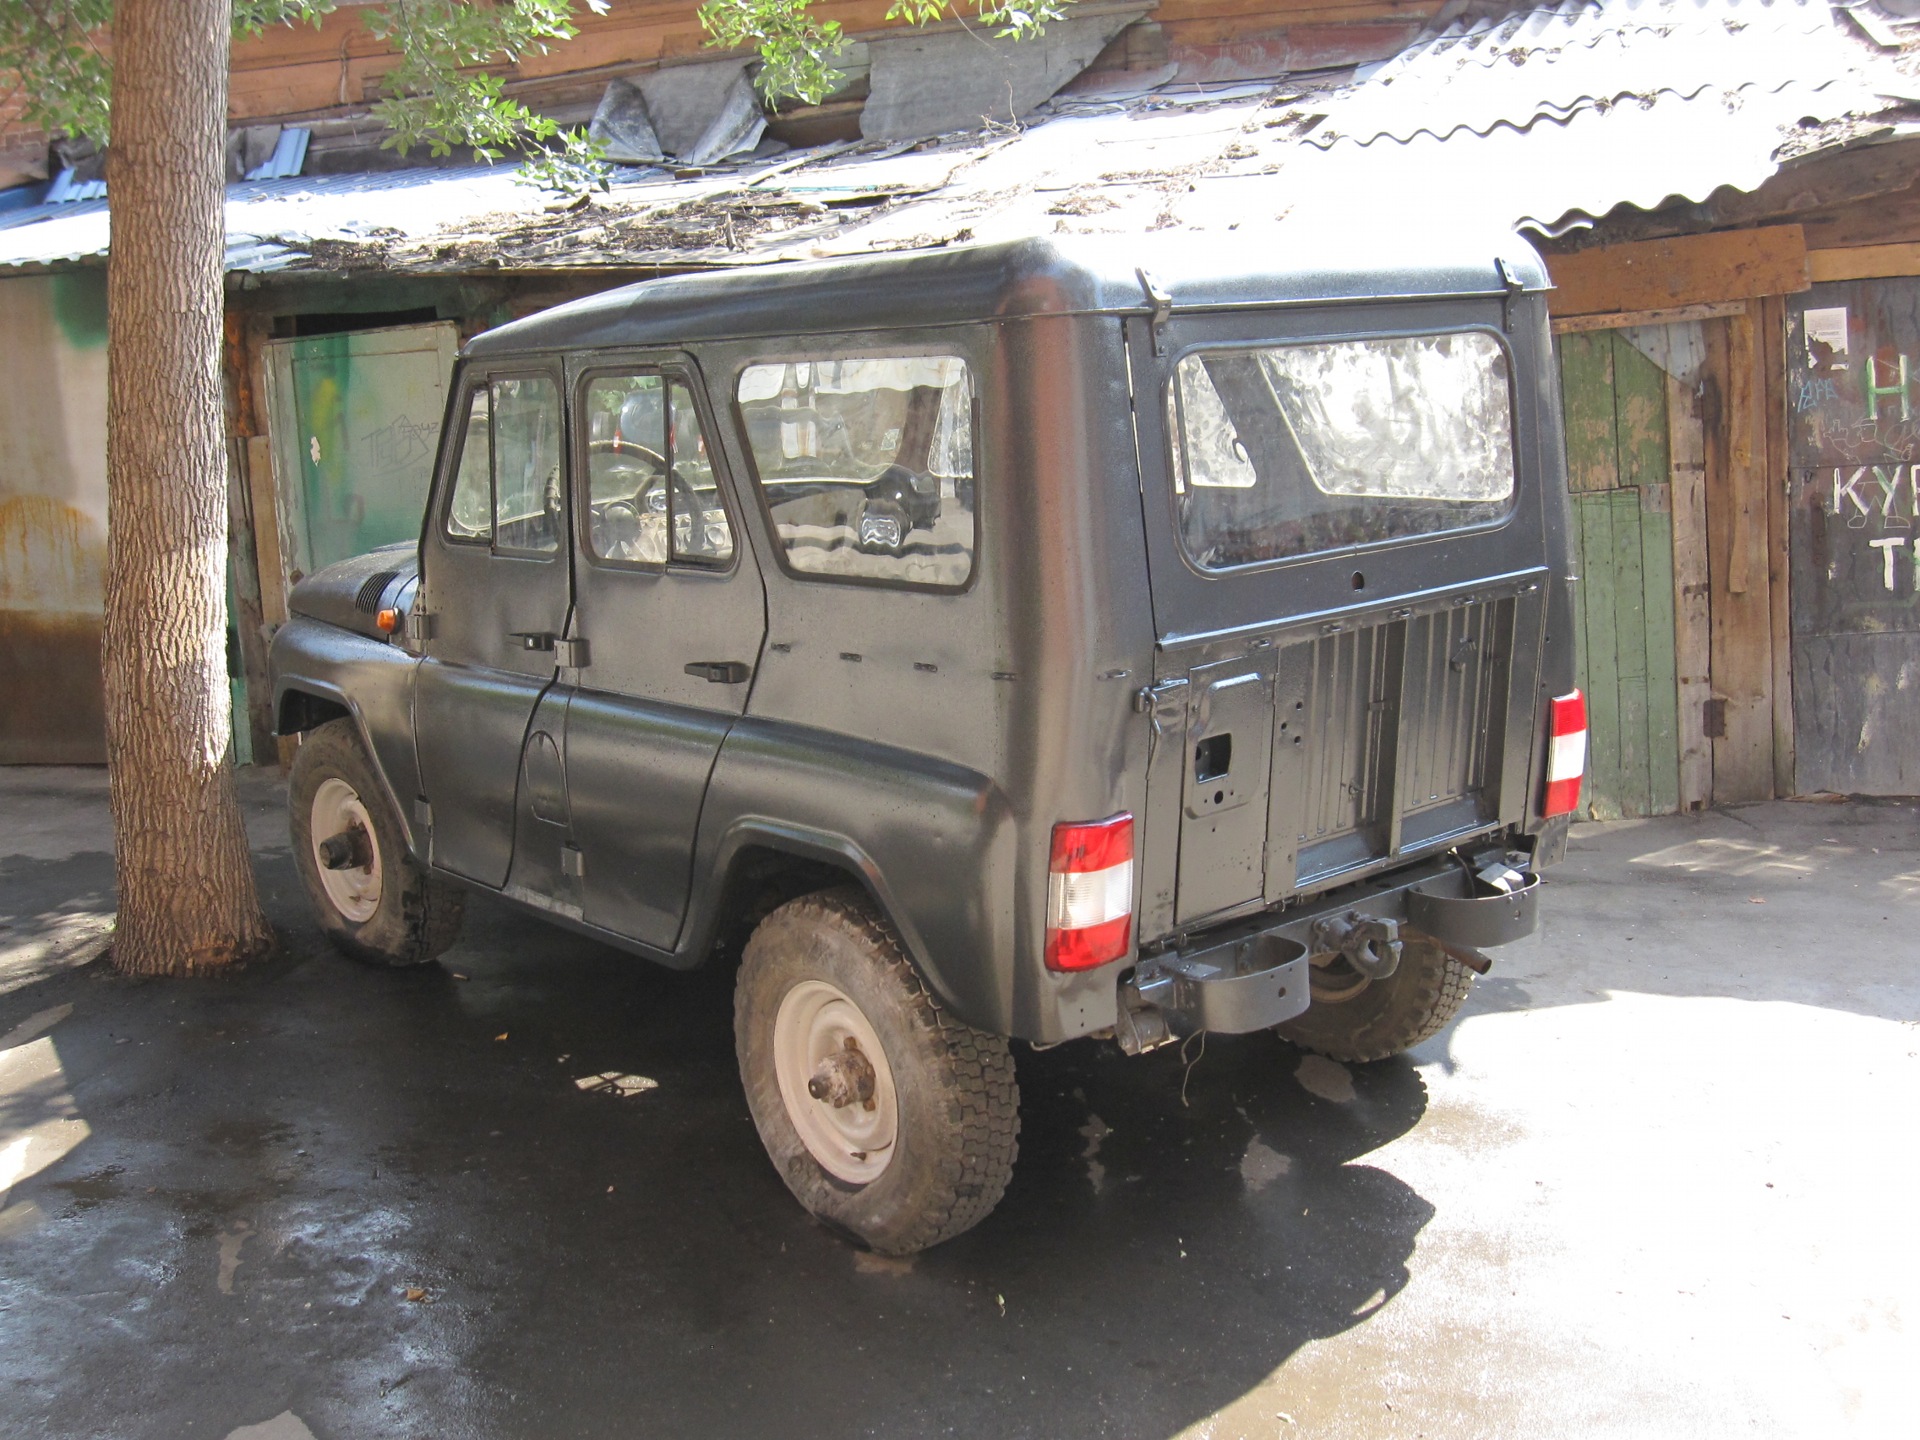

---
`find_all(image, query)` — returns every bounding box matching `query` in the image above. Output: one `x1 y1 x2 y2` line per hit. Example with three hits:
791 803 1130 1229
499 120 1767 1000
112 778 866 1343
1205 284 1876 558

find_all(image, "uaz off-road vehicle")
272 235 1586 1254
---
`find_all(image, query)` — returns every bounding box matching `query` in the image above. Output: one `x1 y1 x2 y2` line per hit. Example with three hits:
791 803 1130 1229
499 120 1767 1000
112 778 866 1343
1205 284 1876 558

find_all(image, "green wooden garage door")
1557 329 1682 820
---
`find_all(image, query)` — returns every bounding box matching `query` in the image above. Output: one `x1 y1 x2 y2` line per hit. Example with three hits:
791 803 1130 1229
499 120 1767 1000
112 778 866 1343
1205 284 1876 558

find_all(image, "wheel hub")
772 980 898 1185
806 1037 878 1111
309 777 382 924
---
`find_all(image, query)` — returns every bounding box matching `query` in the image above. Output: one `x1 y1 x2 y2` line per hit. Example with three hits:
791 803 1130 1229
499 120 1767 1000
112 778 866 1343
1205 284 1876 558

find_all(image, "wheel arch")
276 679 420 857
682 821 942 996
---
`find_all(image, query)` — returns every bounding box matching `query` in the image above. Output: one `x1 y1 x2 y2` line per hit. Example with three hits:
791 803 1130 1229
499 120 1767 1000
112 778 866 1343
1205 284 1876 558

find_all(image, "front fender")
269 618 423 855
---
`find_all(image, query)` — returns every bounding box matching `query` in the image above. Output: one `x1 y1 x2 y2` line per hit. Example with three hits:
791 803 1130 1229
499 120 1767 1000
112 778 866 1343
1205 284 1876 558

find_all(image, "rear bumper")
1119 846 1538 1045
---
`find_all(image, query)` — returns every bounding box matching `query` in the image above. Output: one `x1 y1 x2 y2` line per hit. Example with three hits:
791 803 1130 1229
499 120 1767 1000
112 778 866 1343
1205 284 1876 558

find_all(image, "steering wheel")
595 498 647 561
586 437 669 471
638 468 720 559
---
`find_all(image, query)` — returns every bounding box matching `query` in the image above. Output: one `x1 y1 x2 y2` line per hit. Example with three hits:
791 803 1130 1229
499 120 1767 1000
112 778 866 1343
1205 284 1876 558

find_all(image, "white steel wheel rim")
772 979 899 1185
310 777 382 924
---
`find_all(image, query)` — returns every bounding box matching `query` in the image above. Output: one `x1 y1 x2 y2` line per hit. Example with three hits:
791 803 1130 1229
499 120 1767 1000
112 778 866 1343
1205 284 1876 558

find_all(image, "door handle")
685 660 751 684
509 631 557 652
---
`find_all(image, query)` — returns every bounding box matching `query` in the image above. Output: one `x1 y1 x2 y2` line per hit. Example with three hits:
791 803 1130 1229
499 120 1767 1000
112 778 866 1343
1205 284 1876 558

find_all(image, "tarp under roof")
0 0 1912 276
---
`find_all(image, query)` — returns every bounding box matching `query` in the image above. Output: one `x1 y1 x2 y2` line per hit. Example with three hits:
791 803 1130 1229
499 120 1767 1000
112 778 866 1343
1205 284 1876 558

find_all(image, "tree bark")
103 0 271 975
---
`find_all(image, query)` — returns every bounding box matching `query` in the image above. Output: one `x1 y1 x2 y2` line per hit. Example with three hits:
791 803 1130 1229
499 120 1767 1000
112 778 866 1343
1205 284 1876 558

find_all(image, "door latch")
685 660 751 684
509 630 557 652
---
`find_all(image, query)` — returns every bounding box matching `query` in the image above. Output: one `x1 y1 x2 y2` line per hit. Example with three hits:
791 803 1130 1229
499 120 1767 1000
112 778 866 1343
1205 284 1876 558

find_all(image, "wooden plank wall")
1556 330 1684 819
211 0 1446 125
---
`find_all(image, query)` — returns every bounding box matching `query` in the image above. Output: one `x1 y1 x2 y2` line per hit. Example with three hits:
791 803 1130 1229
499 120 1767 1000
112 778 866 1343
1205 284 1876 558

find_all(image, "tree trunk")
102 0 271 975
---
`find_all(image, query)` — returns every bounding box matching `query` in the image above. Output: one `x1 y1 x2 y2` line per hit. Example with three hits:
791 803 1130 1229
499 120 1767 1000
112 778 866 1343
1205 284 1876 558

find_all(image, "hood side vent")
355 570 400 613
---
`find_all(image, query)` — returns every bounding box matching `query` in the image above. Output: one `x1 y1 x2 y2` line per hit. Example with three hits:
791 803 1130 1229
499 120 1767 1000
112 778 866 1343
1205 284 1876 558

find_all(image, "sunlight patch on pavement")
223 1413 318 1440
0 1021 92 1238
0 913 113 999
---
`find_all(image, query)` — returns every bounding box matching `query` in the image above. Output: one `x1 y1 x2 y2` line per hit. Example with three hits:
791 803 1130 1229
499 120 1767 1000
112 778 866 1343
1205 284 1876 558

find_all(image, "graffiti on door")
1786 281 1920 795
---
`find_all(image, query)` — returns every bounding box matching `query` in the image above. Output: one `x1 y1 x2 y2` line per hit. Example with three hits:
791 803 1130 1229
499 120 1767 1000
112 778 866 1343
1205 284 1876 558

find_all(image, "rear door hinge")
1137 267 1173 356
1136 676 1190 736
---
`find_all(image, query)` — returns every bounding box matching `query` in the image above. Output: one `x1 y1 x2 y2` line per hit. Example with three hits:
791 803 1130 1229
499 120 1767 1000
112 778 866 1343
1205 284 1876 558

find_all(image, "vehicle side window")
582 371 734 567
735 355 975 589
444 388 492 542
490 375 563 555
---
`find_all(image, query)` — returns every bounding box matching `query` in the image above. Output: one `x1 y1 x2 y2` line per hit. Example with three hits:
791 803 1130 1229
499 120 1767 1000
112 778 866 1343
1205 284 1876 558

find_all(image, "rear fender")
687 720 1029 1036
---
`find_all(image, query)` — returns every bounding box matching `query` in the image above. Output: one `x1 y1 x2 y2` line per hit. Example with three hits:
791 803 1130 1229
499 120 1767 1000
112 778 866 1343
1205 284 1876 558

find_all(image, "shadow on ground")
1 830 1432 1440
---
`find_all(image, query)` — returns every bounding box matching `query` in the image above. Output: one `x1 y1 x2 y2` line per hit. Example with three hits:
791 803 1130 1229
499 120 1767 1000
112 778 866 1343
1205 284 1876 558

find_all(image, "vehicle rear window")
1169 331 1515 569
736 356 975 589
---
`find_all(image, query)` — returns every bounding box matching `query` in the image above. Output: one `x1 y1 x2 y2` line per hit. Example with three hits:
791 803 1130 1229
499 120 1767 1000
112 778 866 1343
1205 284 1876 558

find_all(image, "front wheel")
1274 932 1474 1063
735 888 1018 1255
289 719 464 967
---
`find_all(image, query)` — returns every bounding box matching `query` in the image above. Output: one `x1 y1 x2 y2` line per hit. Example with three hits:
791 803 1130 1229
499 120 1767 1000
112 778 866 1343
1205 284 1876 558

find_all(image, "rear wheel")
735 887 1018 1255
289 719 463 967
1274 932 1474 1063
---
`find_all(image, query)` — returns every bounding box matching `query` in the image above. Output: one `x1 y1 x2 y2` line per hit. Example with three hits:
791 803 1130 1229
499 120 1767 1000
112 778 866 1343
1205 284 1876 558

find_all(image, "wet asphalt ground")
0 766 1915 1440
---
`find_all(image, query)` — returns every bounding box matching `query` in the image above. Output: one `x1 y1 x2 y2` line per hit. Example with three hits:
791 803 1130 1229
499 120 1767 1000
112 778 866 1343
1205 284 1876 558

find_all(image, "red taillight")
1543 690 1588 818
1045 814 1134 972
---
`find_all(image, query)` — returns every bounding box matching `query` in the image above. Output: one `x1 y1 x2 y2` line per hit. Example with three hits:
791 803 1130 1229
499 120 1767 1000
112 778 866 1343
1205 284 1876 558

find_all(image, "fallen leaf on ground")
494 1032 509 1041
403 1287 427 1302
574 1072 659 1097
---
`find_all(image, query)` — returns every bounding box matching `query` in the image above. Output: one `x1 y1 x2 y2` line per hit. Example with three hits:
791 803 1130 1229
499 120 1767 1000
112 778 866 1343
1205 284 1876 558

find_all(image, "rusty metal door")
263 322 458 588
1786 281 1920 795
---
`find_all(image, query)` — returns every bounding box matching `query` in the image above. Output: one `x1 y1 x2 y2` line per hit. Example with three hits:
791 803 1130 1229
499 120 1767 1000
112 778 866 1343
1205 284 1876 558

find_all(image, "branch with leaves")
700 0 1071 107
1 0 612 188
0 0 1071 197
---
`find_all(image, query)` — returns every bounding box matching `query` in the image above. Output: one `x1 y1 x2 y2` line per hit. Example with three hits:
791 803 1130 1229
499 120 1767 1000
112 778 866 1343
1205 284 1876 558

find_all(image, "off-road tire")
289 718 463 967
735 887 1019 1255
1275 933 1474 1063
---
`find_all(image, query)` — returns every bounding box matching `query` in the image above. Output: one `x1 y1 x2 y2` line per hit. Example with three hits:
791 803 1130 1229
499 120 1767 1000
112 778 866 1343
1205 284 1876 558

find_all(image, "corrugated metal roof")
1281 0 1920 235
1317 0 1892 148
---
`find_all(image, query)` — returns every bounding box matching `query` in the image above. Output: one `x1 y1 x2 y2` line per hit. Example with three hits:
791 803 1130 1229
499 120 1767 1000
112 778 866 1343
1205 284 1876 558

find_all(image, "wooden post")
1759 294 1795 798
1702 313 1777 804
1667 361 1713 810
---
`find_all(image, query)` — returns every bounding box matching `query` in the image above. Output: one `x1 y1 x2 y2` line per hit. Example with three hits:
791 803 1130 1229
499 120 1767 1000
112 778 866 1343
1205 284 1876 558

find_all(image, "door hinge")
1136 267 1173 356
561 843 586 878
1135 676 1190 737
557 637 590 668
1703 697 1727 739
413 798 432 829
406 610 435 643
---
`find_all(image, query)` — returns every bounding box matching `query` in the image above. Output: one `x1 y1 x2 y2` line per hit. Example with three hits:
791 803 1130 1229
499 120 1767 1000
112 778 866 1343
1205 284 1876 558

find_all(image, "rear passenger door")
561 356 767 952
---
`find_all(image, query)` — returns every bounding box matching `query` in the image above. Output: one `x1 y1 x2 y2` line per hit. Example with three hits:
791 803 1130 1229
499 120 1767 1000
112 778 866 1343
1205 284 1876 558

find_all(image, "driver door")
414 364 571 887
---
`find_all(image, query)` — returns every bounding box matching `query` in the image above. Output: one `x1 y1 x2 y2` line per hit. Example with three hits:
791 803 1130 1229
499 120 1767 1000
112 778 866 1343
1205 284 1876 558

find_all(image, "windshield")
1169 331 1516 569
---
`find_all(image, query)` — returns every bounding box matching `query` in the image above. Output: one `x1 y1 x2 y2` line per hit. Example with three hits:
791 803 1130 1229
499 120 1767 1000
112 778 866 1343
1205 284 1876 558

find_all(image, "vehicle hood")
287 544 418 641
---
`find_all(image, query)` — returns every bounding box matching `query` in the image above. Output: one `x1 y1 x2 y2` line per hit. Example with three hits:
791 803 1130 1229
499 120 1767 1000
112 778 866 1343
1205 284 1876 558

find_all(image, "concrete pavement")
0 766 1914 1439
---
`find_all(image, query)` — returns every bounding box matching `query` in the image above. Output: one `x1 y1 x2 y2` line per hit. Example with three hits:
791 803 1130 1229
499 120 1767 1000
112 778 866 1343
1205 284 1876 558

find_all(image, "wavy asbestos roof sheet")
1278 0 1920 234
1311 0 1898 149
0 162 576 272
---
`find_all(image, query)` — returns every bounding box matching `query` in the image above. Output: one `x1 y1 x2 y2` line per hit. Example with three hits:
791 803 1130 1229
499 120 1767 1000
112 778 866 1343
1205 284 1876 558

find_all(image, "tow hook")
807 1037 878 1111
1309 911 1404 981
317 824 373 872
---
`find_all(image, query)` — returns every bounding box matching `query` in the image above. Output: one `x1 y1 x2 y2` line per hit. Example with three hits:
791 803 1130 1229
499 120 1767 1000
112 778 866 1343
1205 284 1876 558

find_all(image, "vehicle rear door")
414 364 572 887
558 354 767 952
1127 302 1552 935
